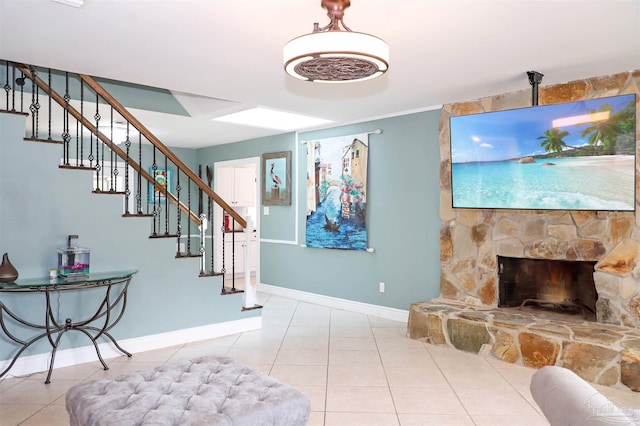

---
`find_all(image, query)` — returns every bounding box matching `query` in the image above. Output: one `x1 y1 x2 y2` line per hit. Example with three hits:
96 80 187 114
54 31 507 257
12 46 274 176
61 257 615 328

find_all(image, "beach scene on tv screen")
450 94 636 211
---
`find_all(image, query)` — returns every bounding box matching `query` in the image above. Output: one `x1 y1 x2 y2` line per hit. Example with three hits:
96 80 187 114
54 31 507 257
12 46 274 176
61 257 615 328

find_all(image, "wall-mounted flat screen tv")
450 94 636 211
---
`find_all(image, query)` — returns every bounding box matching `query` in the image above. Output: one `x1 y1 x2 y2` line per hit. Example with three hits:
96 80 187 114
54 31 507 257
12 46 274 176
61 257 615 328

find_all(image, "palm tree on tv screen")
538 128 570 154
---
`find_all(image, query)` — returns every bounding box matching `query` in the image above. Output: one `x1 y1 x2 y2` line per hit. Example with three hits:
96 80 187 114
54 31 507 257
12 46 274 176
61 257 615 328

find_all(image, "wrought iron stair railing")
0 60 258 309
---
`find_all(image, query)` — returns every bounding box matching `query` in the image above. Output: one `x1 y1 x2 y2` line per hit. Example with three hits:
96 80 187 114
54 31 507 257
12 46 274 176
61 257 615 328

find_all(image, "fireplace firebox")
497 256 597 321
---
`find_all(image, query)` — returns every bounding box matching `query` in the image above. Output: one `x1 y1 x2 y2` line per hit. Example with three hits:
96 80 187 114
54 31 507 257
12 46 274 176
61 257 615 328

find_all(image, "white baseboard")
258 283 409 323
0 316 261 379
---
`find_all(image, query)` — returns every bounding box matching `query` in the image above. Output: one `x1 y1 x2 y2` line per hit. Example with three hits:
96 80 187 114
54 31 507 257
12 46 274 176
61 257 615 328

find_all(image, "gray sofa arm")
530 366 640 425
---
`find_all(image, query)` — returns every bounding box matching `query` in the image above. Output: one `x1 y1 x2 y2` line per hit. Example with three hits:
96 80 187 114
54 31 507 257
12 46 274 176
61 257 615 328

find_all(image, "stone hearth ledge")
408 299 640 392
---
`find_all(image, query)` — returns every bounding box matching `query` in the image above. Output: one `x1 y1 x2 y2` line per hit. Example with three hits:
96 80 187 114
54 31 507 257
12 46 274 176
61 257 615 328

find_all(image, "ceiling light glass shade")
284 31 389 83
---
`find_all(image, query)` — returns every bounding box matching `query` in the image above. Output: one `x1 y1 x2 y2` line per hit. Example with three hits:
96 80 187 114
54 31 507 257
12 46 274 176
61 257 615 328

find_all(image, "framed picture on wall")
262 151 291 206
148 167 172 203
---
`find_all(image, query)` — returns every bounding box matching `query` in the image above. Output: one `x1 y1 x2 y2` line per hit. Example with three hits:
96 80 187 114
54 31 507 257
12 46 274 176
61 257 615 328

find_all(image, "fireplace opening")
497 256 597 321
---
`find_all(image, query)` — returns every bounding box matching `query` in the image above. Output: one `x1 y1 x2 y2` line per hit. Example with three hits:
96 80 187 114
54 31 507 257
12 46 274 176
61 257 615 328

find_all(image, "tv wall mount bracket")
527 70 544 106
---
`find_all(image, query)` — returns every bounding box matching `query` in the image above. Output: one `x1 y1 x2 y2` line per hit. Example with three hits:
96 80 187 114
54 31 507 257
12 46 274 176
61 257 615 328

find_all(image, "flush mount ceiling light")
283 0 389 83
213 107 333 131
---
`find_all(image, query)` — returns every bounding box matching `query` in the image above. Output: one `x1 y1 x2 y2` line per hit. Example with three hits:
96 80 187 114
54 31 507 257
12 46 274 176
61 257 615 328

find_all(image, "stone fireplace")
408 69 640 392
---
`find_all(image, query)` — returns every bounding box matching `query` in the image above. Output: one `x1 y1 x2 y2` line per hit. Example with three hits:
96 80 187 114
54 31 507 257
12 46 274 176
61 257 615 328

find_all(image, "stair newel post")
28 65 39 139
198 213 207 275
243 217 256 309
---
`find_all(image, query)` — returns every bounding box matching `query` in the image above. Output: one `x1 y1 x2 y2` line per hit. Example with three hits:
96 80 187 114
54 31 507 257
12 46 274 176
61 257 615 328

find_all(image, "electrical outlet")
379 282 385 293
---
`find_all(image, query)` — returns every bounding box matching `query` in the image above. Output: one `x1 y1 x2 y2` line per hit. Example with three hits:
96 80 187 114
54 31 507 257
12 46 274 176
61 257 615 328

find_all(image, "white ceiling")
1 0 639 149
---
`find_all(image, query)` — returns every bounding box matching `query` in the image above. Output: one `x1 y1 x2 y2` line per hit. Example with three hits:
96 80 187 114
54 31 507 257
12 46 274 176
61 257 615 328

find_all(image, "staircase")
0 60 260 311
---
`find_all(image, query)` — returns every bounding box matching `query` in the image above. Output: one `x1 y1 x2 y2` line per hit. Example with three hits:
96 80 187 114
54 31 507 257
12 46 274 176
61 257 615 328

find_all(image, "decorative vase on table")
0 253 19 283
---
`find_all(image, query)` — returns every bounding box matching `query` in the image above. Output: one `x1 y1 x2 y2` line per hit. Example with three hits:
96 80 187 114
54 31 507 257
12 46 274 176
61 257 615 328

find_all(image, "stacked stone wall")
439 70 640 328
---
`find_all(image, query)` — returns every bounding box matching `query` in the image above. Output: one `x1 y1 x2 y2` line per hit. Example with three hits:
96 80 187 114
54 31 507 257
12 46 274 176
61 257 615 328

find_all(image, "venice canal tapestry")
305 133 369 250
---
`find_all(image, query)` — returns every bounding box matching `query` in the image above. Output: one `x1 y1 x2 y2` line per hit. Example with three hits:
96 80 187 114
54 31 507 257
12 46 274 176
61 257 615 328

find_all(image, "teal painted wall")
0 113 254 362
201 109 442 310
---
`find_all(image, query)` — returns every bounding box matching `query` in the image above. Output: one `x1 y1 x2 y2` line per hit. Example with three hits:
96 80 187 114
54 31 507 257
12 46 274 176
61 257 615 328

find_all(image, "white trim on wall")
259 283 409 323
0 316 261 379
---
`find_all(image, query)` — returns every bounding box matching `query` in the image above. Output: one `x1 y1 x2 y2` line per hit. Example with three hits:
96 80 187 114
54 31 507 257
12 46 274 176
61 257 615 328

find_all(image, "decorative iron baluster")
186 179 192 254
151 147 158 236
29 66 39 139
124 122 132 214
79 82 84 167
164 156 169 235
199 213 206 275
62 72 71 165
17 70 25 112
175 169 181 255
136 133 143 214
11 65 17 112
3 61 9 110
209 198 215 273
109 108 116 192
48 69 53 141
94 93 101 191
220 215 226 293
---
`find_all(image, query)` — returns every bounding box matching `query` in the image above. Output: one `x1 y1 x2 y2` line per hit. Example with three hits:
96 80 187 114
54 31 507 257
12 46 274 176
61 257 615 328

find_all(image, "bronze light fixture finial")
283 0 389 83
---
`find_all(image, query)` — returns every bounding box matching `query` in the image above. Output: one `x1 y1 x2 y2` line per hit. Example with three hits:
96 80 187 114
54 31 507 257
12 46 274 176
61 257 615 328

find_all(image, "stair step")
175 252 201 259
122 213 154 218
92 189 126 195
0 109 29 116
149 233 179 239
241 304 263 312
221 287 244 295
199 271 224 277
59 164 96 171
24 137 63 144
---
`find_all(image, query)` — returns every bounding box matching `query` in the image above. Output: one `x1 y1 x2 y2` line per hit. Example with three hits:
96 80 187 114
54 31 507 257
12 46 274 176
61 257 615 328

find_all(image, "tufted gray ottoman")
65 355 310 425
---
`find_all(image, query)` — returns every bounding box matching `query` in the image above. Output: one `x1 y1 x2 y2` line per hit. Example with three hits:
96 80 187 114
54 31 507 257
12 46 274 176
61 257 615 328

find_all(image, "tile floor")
1 291 639 425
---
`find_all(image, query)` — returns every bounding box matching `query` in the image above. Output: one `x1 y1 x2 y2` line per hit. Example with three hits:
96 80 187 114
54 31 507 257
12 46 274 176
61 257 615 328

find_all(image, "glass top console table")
0 269 137 383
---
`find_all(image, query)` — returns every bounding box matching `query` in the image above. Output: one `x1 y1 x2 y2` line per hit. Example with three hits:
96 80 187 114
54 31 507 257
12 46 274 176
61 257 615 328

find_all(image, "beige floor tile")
306 410 326 426
325 412 400 425
471 414 550 425
274 349 329 366
296 384 327 412
326 385 396 413
281 335 329 351
375 336 428 351
19 404 70 426
372 327 409 338
368 317 406 328
224 347 279 366
379 350 435 368
390 386 467 415
286 326 330 337
0 404 42 425
270 365 328 386
328 363 387 386
384 366 450 388
329 349 382 366
0 376 24 392
330 336 378 351
440 367 512 390
398 413 475 425
455 387 541 416
330 326 374 338
0 378 78 405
